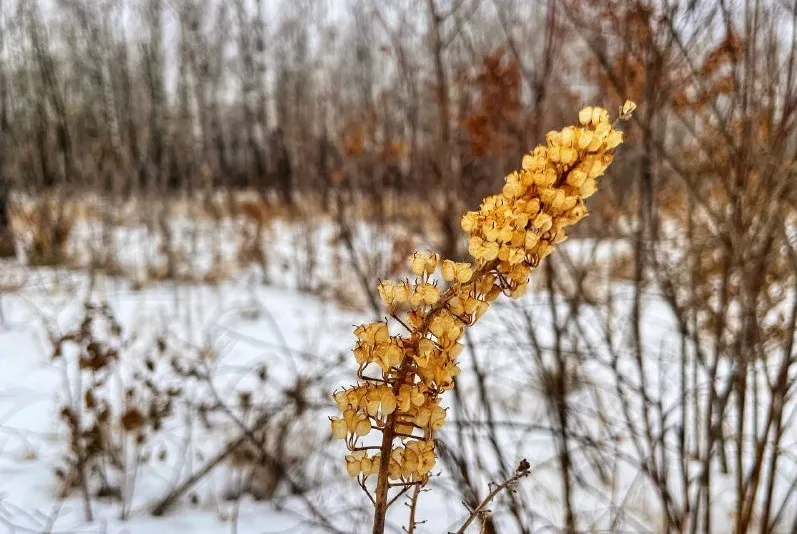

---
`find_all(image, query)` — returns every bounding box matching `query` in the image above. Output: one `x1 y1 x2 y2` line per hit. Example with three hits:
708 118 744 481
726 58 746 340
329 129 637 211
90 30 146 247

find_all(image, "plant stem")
372 354 413 534
408 483 422 534
372 410 396 534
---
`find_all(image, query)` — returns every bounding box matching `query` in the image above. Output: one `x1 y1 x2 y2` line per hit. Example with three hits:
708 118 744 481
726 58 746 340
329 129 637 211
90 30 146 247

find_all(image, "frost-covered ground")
1 220 796 533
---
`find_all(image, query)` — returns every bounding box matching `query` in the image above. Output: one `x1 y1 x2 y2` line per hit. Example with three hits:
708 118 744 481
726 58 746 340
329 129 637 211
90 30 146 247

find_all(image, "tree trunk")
0 179 13 258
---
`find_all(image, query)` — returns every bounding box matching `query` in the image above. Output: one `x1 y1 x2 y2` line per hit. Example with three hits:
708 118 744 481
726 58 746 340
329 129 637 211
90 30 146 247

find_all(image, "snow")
0 221 795 533
0 261 362 533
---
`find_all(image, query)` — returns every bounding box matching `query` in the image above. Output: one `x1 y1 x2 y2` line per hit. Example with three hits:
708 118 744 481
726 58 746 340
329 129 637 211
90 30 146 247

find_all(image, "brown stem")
371 361 405 534
407 483 423 534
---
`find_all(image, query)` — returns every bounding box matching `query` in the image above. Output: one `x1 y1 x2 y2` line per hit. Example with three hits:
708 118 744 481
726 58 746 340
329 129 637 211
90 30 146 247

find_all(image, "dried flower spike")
331 103 634 529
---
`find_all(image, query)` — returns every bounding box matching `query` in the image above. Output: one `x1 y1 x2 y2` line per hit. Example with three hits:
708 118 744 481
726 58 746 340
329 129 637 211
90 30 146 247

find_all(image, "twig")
359 477 376 506
450 459 531 534
336 200 381 317
386 485 412 509
151 416 268 516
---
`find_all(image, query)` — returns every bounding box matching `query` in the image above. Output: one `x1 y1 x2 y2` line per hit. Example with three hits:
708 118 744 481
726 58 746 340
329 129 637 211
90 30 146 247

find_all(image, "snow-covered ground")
0 267 353 533
0 214 468 533
1 219 796 533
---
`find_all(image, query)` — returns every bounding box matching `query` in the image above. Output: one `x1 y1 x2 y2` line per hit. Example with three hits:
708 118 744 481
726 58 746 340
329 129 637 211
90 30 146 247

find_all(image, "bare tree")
0 0 13 258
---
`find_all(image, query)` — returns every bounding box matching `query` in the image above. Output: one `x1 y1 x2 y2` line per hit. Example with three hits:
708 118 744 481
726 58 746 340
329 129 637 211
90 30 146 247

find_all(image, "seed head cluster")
331 102 635 487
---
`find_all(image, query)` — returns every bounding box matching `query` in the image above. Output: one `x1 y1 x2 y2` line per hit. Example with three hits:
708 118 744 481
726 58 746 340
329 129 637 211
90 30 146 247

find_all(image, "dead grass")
12 198 76 267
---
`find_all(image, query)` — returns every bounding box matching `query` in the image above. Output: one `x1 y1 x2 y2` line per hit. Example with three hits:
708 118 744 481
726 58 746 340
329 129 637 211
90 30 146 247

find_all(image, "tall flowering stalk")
331 102 636 533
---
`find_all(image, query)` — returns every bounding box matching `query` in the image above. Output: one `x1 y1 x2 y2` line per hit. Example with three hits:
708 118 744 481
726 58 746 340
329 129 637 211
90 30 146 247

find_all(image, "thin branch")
450 459 531 534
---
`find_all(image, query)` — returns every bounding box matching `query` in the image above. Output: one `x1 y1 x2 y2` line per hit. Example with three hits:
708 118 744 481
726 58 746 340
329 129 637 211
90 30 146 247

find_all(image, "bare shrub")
50 303 178 521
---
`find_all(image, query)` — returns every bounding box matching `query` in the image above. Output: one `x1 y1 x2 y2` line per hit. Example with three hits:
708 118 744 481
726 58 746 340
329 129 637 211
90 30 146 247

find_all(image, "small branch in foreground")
450 459 531 534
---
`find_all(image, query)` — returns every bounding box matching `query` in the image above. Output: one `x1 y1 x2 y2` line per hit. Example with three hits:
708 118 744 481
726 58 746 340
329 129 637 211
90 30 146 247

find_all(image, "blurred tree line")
0 0 795 259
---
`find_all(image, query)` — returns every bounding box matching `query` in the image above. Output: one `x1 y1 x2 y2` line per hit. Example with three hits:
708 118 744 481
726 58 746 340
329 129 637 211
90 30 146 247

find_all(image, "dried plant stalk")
331 102 636 533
